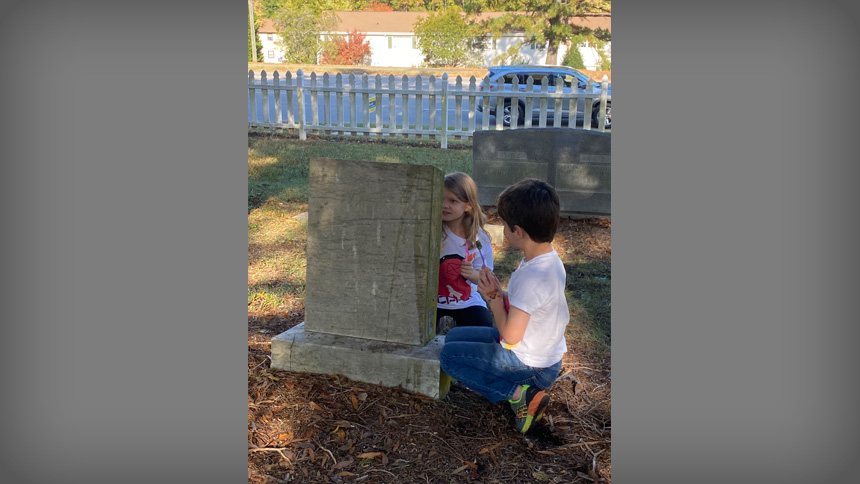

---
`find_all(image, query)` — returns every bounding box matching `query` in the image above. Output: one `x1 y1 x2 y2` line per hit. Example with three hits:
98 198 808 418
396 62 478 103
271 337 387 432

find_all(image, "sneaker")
436 316 456 335
509 385 549 434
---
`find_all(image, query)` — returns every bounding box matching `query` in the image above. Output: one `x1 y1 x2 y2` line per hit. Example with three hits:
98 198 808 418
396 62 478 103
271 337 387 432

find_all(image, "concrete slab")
271 322 451 399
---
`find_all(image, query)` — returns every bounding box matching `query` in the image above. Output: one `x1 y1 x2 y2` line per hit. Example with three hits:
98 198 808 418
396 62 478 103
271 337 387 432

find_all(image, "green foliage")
562 45 585 69
492 44 529 66
272 8 339 64
483 0 611 65
259 0 354 17
413 7 485 67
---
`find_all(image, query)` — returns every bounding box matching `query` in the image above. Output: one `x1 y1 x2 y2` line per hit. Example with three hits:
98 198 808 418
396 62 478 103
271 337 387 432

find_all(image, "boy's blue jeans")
439 326 562 403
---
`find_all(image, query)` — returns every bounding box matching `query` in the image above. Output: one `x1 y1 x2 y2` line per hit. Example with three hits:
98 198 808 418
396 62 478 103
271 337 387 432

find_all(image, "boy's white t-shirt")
506 248 569 367
437 226 493 310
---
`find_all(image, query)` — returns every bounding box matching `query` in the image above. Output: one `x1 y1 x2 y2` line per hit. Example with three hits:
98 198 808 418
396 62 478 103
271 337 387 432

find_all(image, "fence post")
441 73 448 149
261 70 269 126
297 69 306 141
248 70 257 130
598 75 609 132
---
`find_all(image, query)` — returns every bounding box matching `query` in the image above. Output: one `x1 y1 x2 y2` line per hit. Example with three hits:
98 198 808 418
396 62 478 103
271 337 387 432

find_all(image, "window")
268 50 274 58
267 34 273 41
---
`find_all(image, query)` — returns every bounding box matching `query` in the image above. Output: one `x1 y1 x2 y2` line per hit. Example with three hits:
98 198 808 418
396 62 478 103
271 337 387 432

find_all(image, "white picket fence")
248 69 610 149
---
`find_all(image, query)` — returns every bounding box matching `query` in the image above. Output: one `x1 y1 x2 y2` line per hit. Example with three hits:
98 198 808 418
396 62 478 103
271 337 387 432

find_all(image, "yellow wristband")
500 339 519 350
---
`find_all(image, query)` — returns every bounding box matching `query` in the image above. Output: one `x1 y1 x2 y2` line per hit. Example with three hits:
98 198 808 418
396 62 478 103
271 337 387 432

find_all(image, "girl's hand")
477 267 501 300
460 258 478 281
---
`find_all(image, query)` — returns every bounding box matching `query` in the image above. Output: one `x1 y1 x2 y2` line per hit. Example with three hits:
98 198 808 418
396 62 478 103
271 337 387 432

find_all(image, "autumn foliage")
364 1 394 11
321 30 372 65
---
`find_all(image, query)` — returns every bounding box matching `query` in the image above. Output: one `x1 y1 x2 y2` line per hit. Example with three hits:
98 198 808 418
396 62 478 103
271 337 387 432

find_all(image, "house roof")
258 11 610 35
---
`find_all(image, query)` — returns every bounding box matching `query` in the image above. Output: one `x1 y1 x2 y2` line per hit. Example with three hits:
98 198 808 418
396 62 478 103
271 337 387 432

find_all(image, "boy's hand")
477 267 502 300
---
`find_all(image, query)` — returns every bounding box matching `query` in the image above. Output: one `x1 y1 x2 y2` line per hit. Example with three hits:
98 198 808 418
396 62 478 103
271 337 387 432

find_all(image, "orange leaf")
337 471 356 477
356 452 384 459
537 450 556 455
277 433 293 441
350 394 359 411
309 401 324 412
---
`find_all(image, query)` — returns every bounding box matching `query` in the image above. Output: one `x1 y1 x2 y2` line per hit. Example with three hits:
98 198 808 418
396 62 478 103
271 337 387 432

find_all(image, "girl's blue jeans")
439 326 562 403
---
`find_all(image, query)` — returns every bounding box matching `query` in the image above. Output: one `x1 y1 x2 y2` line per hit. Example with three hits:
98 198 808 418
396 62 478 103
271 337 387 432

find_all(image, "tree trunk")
545 42 559 65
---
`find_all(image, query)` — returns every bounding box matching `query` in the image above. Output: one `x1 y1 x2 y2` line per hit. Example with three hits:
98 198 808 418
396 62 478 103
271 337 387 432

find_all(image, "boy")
439 178 569 434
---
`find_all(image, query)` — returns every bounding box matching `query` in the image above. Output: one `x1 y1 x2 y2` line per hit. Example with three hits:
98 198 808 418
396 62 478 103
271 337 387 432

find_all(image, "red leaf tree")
321 30 372 66
364 2 394 11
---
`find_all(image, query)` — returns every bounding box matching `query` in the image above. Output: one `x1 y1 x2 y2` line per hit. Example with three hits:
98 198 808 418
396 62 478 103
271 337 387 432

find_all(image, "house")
257 11 610 69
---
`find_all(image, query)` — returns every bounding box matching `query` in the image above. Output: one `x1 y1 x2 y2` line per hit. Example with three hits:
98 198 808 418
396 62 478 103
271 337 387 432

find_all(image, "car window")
524 73 552 86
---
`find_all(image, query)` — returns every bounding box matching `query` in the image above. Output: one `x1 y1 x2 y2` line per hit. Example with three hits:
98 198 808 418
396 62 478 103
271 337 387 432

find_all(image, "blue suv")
477 65 611 129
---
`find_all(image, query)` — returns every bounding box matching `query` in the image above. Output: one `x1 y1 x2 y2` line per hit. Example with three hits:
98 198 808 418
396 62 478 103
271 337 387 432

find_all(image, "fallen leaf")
309 401 324 412
351 394 359 411
461 460 478 470
577 471 596 482
452 465 469 475
332 458 354 470
537 450 556 455
277 433 293 441
356 452 384 459
337 471 356 477
357 392 368 401
533 471 552 482
478 443 501 454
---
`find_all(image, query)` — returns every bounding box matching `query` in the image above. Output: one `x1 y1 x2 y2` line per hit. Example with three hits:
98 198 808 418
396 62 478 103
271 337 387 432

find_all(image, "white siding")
257 32 610 69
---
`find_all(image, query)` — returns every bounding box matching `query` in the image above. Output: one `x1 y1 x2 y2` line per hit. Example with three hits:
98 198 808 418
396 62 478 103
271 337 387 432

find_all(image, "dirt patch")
248 217 611 483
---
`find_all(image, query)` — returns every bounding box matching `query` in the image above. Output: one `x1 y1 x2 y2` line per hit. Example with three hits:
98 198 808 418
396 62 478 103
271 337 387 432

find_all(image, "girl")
437 172 494 334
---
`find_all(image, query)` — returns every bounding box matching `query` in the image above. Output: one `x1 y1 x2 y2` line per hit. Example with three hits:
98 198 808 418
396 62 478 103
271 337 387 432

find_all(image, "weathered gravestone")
271 158 451 398
472 128 611 217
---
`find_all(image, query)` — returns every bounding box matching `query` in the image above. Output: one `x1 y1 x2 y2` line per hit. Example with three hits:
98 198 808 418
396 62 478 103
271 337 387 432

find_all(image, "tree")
484 0 611 65
272 8 338 64
413 6 485 67
364 1 394 10
249 12 263 62
321 30 372 65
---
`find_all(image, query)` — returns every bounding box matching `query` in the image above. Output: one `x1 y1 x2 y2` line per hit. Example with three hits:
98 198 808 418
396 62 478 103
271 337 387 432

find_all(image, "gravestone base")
271 322 451 399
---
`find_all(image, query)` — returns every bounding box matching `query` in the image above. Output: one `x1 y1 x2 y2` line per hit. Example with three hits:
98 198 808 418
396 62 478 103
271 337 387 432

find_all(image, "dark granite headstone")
472 128 611 216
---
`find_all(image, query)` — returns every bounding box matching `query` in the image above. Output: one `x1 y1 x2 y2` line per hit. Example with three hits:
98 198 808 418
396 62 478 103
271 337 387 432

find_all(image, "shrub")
562 45 585 69
321 30 372 65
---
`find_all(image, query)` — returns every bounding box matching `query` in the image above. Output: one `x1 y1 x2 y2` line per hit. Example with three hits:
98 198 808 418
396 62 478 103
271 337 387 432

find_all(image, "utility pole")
248 0 258 62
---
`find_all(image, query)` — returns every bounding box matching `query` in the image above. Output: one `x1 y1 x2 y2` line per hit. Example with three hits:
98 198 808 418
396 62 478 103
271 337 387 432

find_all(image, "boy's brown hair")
496 178 560 243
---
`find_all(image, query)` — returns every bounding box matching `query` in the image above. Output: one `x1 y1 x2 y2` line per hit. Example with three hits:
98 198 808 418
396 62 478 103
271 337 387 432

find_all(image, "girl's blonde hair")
444 172 487 248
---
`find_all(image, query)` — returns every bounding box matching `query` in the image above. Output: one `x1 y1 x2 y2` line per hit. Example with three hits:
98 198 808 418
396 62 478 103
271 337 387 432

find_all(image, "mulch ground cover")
248 216 611 484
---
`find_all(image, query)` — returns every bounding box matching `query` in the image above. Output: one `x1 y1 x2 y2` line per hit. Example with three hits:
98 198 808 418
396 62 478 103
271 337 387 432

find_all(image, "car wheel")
502 102 525 127
592 101 611 129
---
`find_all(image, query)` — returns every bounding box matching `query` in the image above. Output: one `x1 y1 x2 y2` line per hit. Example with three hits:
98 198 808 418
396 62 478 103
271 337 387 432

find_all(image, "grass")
248 133 473 211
